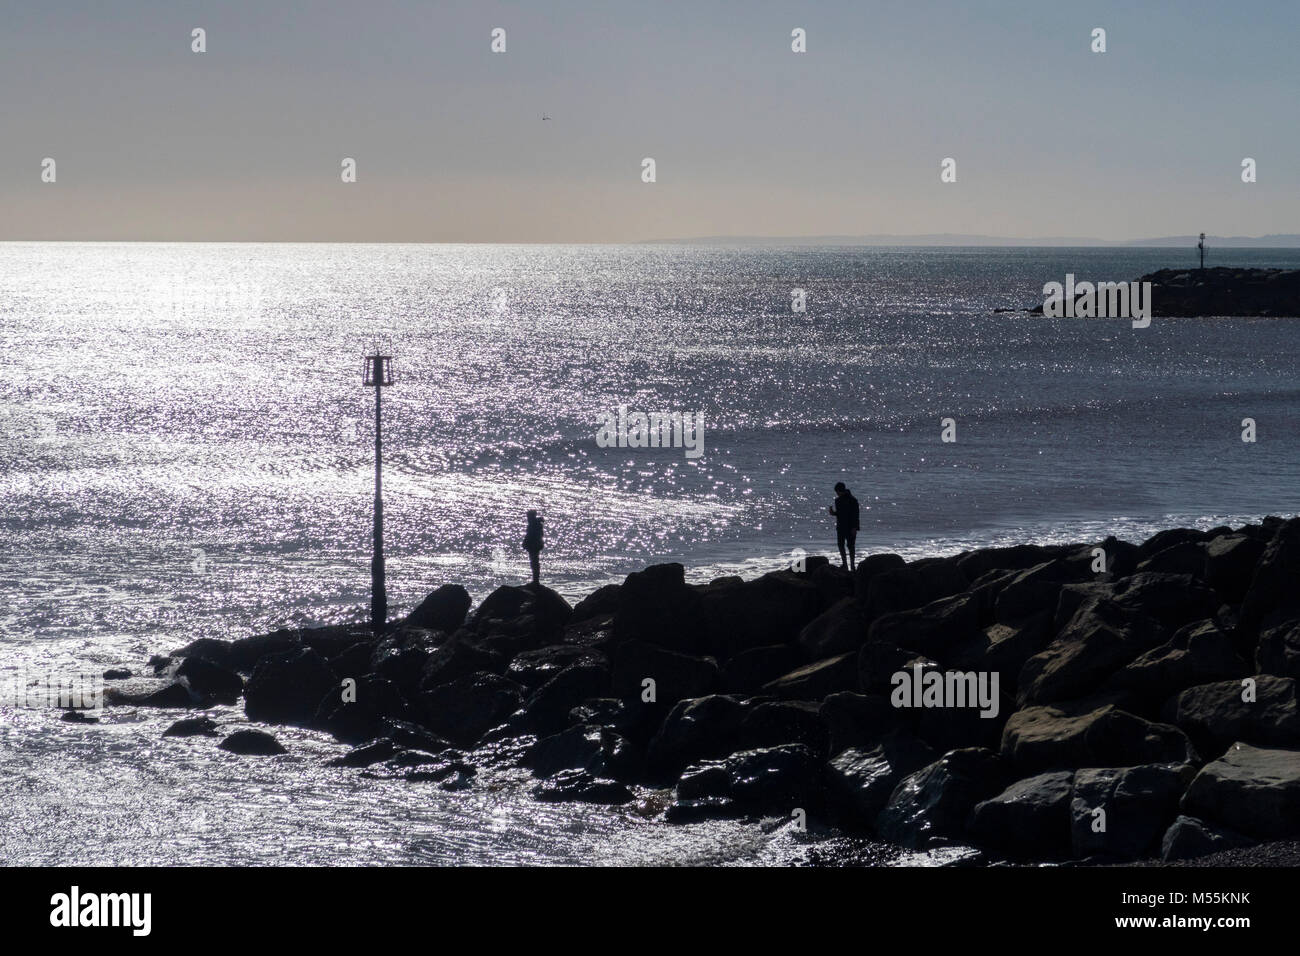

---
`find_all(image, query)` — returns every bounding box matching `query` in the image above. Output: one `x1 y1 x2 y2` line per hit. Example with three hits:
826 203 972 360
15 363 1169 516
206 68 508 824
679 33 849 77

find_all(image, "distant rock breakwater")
105 518 1300 864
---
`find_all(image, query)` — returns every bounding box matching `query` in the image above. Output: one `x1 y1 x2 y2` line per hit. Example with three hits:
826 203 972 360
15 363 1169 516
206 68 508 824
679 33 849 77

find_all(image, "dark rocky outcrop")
218 729 287 755
132 516 1300 861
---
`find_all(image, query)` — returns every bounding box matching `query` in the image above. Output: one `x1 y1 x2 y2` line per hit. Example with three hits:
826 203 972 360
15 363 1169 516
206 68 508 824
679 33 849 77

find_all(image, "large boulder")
1202 534 1266 605
721 644 805 694
612 564 704 652
949 613 1054 695
570 584 621 623
875 747 1007 849
956 544 1070 581
1162 675 1300 756
419 634 506 690
313 675 410 743
852 553 907 600
725 744 822 810
1103 619 1248 704
1069 763 1196 860
610 641 718 707
1238 517 1300 640
175 656 243 705
761 653 858 700
418 671 524 747
405 584 472 632
1017 598 1167 705
1180 742 1300 839
994 560 1080 624
820 692 903 755
1257 621 1300 679
825 731 937 826
521 662 611 734
1001 702 1196 773
868 591 982 660
967 770 1075 859
508 645 606 689
646 694 747 777
798 598 868 659
738 700 826 755
244 647 338 726
861 558 969 621
699 570 827 658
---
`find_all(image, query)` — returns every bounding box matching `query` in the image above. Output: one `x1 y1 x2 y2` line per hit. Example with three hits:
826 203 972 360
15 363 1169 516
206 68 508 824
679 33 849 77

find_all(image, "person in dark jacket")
828 482 860 571
523 510 544 585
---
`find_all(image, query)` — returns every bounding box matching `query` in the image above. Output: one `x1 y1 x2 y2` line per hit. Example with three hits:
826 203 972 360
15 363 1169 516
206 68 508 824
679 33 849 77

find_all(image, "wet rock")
525 723 605 777
1162 675 1300 756
109 680 207 708
1160 815 1256 862
1001 702 1196 773
419 671 524 747
313 676 409 743
825 731 937 826
326 738 401 767
1069 763 1196 860
508 645 606 690
610 641 719 712
175 656 243 705
224 631 303 672
721 644 805 694
875 747 1007 849
675 760 731 801
523 662 611 734
725 744 821 810
739 700 827 755
329 641 375 680
956 544 1070 581
531 769 633 804
218 729 286 755
568 697 632 734
405 583 472 632
1181 742 1300 839
646 694 747 776
370 644 432 697
761 652 857 700
60 710 99 723
163 716 220 737
244 647 337 726
381 718 452 755
419 634 505 690
102 668 132 680
968 770 1075 860
820 691 903 755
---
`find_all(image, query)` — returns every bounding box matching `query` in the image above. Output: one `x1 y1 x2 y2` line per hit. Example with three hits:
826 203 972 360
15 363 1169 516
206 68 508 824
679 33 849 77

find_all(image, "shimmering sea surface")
2 242 1298 865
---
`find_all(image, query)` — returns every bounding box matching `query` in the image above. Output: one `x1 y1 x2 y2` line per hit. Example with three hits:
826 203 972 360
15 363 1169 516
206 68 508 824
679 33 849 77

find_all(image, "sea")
2 242 1297 865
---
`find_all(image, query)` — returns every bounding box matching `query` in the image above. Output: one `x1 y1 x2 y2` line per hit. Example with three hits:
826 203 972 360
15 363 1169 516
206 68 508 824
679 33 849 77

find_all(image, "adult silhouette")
523 510 545 585
828 482 860 571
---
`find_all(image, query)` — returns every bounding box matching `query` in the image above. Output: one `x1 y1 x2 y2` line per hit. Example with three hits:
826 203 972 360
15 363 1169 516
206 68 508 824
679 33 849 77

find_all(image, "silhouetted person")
828 482 860 571
523 510 544 585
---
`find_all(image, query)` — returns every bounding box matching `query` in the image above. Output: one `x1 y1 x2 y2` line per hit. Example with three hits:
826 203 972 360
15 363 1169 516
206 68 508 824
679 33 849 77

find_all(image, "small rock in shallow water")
102 669 132 680
60 710 99 724
163 716 219 737
531 769 632 804
218 729 287 755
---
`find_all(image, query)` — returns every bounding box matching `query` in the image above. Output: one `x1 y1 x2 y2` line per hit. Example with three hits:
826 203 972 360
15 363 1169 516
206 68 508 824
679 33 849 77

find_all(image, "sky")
1 0 1298 242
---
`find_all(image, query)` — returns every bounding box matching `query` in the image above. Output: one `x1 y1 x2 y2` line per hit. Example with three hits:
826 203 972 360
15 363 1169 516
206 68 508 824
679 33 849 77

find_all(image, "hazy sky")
2 0 1298 242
